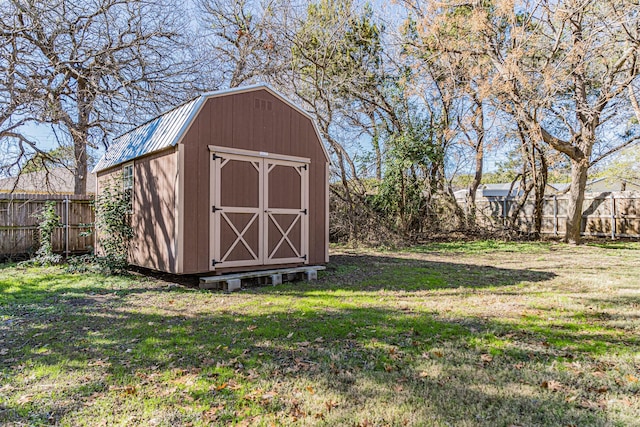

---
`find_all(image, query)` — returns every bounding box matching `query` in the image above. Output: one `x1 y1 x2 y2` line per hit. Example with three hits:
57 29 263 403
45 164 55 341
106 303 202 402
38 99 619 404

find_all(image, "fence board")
463 191 640 238
0 194 94 258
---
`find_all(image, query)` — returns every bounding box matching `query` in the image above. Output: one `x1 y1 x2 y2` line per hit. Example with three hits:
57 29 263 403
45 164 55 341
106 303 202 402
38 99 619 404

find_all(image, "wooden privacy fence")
0 194 94 258
470 191 640 238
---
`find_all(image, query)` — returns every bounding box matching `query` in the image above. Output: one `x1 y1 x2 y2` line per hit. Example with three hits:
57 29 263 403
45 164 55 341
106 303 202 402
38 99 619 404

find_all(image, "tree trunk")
532 148 548 237
466 101 484 229
565 158 589 244
466 140 483 228
374 139 382 181
74 80 90 196
334 151 358 243
73 136 88 195
435 159 465 230
369 113 382 181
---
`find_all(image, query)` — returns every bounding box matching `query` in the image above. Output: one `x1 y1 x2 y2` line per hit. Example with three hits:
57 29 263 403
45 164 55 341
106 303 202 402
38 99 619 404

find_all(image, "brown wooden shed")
93 85 329 275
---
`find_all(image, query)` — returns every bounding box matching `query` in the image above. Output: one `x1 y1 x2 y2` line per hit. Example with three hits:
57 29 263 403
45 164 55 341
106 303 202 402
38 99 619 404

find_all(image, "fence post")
64 197 70 257
610 193 616 240
502 198 507 227
553 195 558 236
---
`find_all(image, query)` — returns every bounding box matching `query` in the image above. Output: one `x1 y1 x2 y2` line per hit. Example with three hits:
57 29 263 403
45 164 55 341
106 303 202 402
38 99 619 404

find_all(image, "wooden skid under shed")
199 265 325 292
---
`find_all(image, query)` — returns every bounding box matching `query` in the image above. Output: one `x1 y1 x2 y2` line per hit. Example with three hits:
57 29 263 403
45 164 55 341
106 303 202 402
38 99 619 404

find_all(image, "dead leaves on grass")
286 395 341 423
324 399 338 412
592 385 609 394
108 385 137 395
479 353 493 366
87 358 111 368
577 398 608 411
388 346 401 360
203 404 225 421
240 386 280 406
243 385 340 424
539 370 622 413
212 379 242 392
260 391 277 402
540 380 565 392
16 394 33 405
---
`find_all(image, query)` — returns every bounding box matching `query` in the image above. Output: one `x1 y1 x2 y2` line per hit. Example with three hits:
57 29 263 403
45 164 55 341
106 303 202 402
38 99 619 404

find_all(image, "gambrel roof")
94 85 330 173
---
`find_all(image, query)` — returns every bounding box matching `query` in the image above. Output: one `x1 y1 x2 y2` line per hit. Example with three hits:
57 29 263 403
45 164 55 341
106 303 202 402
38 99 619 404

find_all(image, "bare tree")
0 0 195 194
0 23 47 178
193 0 639 243
287 0 456 239
284 0 395 240
401 0 640 241
478 0 640 243
197 0 292 89
399 0 507 230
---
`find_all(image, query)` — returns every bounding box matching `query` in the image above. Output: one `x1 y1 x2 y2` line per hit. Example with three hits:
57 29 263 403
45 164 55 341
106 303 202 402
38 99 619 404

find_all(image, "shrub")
94 176 133 274
19 201 64 267
65 254 98 273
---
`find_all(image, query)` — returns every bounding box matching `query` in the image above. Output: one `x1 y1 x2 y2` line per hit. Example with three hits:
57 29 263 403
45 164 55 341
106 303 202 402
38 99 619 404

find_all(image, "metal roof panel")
93 97 202 172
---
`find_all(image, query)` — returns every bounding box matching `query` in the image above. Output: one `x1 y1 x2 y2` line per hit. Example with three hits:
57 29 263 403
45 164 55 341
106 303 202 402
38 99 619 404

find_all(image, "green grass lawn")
1 241 639 426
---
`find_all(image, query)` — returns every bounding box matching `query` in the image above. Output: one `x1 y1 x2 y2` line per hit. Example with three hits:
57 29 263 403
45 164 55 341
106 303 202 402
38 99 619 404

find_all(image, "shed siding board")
234 93 251 147
197 100 212 273
275 102 289 155
182 123 200 274
309 122 325 262
221 95 234 144
130 149 177 273
180 89 327 274
97 149 177 272
181 99 213 273
176 143 185 273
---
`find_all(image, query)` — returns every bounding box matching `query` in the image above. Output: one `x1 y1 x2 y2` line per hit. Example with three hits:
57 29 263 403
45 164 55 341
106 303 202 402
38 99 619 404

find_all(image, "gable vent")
255 98 273 111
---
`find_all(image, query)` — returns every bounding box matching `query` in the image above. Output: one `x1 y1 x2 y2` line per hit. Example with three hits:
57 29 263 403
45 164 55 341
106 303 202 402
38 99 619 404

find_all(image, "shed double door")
210 149 309 270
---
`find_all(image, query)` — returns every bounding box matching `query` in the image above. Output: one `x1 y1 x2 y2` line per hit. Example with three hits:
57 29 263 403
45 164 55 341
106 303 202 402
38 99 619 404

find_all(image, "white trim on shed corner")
93 85 331 173
325 162 330 263
175 144 185 274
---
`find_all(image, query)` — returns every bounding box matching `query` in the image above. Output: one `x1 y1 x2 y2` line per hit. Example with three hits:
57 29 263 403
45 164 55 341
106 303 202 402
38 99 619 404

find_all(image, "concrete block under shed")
223 279 242 292
270 274 282 286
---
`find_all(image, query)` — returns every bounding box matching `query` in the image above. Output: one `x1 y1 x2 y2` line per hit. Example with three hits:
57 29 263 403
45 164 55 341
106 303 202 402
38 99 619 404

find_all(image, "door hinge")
212 153 224 161
212 206 222 213
300 254 307 260
300 208 307 215
212 259 219 267
299 164 307 170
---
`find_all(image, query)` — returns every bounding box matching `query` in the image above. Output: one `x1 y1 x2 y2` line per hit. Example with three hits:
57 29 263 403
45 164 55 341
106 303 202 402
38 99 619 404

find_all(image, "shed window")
122 163 134 212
